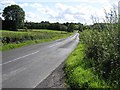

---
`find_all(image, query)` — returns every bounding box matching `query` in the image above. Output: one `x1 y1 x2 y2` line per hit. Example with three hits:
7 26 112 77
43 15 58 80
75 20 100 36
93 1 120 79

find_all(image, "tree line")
24 21 84 32
1 4 84 32
2 4 114 32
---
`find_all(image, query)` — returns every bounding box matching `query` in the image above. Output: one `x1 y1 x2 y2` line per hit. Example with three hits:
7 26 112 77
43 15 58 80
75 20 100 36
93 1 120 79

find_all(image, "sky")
0 0 119 25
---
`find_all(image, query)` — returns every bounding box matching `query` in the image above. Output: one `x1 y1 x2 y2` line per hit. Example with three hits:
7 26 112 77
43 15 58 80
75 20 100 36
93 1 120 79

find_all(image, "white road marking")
1 51 39 65
49 34 77 48
1 33 78 65
49 42 62 48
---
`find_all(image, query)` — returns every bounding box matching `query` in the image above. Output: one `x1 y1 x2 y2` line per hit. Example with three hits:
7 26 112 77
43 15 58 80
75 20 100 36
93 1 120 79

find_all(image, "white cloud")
51 3 102 24
43 6 58 17
56 3 68 11
26 12 37 18
64 14 74 21
0 0 16 6
30 3 42 8
0 0 119 24
26 12 41 22
29 3 58 18
19 3 29 8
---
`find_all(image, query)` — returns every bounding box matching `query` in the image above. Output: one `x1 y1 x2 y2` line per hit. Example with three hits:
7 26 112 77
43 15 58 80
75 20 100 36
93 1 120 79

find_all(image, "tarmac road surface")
2 33 79 88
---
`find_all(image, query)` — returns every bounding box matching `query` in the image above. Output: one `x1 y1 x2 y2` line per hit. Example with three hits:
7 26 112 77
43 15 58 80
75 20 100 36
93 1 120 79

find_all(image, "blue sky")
0 0 119 24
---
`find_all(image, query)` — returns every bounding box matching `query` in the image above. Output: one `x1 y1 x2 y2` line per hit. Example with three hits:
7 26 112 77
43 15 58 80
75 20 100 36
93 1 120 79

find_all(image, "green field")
0 29 74 51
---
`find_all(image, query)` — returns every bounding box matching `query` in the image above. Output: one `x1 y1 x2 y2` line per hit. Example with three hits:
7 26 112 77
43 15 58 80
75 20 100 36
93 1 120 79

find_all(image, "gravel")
35 62 67 88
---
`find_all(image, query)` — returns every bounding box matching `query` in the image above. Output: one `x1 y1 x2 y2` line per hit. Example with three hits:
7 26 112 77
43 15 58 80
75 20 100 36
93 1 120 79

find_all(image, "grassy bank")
0 29 74 51
65 43 110 88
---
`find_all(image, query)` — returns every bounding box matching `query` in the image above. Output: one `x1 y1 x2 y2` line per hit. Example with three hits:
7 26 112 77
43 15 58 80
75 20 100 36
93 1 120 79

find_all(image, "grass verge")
64 43 110 88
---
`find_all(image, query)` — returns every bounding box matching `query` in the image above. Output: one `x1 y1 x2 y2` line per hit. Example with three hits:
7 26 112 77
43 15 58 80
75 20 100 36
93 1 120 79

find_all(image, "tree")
67 23 75 32
78 24 84 32
2 5 25 30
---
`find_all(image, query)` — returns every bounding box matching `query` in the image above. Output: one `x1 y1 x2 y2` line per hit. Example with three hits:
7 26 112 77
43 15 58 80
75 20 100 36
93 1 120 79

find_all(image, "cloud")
1 0 119 24
30 3 42 8
23 0 119 24
29 3 58 18
46 3 87 23
31 1 119 24
26 12 41 22
0 0 16 6
19 3 29 8
48 3 101 24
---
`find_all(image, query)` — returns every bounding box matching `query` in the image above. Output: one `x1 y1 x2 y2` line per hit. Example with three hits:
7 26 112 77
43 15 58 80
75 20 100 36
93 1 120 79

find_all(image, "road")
2 33 79 88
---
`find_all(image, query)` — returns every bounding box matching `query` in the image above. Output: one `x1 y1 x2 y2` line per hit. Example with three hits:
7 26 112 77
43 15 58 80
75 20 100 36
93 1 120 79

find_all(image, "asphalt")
2 33 79 88
35 60 66 88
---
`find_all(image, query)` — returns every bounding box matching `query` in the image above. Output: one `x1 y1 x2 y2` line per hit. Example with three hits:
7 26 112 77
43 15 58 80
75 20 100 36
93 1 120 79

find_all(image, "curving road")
2 33 79 88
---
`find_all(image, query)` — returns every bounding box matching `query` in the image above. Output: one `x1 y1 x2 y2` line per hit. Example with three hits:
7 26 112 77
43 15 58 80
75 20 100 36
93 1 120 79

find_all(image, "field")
0 29 74 51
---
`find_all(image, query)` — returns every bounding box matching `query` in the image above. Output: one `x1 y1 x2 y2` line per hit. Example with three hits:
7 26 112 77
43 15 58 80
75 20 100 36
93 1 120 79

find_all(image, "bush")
65 44 110 88
80 28 120 88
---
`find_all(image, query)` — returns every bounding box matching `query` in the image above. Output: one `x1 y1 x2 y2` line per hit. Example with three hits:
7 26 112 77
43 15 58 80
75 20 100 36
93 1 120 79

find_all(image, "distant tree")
2 5 25 30
0 17 2 30
67 23 75 32
78 24 84 32
60 25 67 31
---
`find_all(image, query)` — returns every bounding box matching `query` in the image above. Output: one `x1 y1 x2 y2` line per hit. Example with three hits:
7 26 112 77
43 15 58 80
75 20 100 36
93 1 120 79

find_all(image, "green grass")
32 29 66 33
65 43 110 88
0 29 74 51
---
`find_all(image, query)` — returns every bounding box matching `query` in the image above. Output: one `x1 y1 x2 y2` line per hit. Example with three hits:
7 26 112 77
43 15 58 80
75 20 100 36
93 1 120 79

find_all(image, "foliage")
24 21 68 31
65 6 119 88
80 7 120 88
2 5 25 30
65 44 110 88
80 29 119 88
67 23 75 32
23 21 82 32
